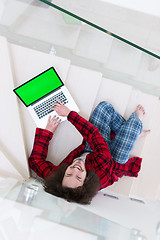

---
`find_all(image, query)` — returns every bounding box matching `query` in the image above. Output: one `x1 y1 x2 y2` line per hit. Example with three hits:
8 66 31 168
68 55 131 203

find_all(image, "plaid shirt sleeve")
68 111 112 158
113 157 142 178
28 128 58 178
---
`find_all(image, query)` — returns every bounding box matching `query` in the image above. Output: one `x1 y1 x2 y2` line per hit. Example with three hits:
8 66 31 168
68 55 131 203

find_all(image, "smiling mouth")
73 164 83 171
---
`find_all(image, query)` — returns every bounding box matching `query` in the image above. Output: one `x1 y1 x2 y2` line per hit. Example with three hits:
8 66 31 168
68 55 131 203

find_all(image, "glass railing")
41 0 160 59
0 0 160 97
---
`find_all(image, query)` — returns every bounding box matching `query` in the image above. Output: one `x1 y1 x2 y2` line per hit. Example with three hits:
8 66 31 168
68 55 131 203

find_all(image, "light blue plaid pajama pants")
84 101 143 164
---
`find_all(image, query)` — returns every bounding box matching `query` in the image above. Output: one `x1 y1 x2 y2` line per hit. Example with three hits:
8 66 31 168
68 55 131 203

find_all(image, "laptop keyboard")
33 91 68 119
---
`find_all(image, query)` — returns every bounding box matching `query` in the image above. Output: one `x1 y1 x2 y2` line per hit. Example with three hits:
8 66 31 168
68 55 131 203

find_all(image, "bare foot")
138 129 151 138
135 104 145 121
135 105 151 138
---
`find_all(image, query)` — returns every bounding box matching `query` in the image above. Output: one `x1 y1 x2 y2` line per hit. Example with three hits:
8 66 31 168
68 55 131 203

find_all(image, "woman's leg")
84 101 125 152
110 105 144 164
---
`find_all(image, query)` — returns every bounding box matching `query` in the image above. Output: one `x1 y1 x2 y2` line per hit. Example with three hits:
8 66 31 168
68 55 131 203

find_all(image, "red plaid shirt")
29 111 142 190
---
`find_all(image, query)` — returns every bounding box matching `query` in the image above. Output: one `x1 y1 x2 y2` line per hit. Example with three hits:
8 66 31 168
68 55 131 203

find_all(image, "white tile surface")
0 36 29 179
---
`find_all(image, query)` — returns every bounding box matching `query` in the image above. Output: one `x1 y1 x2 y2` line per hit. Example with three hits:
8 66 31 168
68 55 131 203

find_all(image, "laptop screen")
13 67 64 107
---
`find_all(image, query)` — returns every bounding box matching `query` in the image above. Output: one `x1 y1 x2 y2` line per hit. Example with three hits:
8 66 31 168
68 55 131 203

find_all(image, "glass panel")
40 0 160 59
5 180 131 240
0 0 159 96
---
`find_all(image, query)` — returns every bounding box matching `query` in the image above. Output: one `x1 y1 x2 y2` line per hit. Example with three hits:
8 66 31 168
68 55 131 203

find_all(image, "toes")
138 105 145 115
142 107 145 115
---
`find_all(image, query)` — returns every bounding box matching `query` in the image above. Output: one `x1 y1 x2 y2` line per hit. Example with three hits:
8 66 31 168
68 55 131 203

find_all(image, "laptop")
13 67 79 128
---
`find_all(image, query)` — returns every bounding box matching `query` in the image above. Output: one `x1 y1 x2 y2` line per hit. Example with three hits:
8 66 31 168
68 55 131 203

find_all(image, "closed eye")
65 174 82 182
76 176 82 182
66 174 72 177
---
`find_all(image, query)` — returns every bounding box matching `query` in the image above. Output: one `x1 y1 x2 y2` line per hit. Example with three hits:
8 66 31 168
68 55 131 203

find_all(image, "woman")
29 100 146 204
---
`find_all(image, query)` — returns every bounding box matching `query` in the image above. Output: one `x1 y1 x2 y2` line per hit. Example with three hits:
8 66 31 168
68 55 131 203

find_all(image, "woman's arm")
28 116 60 178
68 111 111 157
52 101 111 157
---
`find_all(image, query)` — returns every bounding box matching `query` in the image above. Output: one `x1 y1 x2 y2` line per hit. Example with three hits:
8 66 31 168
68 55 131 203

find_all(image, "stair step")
0 36 29 179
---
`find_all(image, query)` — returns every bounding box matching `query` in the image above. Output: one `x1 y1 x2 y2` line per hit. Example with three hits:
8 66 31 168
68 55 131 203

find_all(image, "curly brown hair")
44 163 100 204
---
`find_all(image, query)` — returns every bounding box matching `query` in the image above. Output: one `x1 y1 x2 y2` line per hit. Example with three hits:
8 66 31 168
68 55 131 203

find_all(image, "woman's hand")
45 115 61 133
51 99 71 117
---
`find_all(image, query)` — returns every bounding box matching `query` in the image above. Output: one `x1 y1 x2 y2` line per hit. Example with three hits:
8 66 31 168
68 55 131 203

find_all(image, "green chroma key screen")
14 67 63 107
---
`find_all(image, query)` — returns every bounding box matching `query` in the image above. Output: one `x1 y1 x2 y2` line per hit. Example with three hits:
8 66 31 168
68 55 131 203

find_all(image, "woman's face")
62 159 87 188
